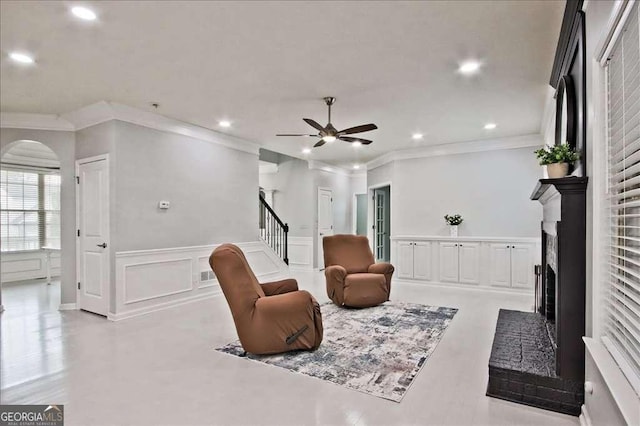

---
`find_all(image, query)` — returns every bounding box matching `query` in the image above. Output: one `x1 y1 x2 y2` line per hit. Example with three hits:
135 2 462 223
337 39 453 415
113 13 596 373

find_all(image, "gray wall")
0 128 76 305
259 156 314 237
113 121 258 251
367 147 543 238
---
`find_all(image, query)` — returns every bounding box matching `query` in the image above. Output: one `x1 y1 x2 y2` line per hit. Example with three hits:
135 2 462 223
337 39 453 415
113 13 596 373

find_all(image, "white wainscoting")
111 240 287 321
288 236 314 271
1 251 61 283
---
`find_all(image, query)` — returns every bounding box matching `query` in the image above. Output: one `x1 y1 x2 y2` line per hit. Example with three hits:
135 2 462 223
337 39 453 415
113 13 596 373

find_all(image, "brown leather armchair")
323 235 394 308
209 244 323 355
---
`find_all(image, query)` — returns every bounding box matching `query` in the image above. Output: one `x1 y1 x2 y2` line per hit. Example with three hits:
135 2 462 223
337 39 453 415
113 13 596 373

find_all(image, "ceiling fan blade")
276 134 317 137
303 118 326 133
339 136 373 145
313 140 326 148
337 123 378 135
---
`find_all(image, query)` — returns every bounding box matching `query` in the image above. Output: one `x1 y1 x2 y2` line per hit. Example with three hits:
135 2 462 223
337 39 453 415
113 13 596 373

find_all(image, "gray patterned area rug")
216 302 457 402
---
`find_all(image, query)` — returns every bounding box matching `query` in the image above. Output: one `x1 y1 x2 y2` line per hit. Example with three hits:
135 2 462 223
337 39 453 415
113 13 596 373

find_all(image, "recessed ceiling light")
484 123 497 130
459 61 481 74
218 120 231 128
302 148 311 154
9 52 34 64
352 141 362 147
412 133 423 140
353 164 361 170
71 6 97 21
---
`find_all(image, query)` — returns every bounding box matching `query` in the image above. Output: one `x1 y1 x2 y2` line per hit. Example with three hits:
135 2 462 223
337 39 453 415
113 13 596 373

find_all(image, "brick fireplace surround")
486 177 588 416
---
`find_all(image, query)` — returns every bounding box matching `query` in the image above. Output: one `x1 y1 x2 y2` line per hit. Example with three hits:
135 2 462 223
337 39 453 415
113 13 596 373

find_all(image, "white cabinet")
439 242 459 282
396 241 432 280
393 236 539 291
458 242 480 284
510 244 534 289
439 242 480 284
489 243 534 289
413 242 432 280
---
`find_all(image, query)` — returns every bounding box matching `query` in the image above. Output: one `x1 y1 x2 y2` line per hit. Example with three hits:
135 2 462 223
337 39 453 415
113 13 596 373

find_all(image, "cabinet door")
458 242 480 284
397 241 415 279
489 243 512 287
439 242 459 282
413 241 432 280
511 244 534 289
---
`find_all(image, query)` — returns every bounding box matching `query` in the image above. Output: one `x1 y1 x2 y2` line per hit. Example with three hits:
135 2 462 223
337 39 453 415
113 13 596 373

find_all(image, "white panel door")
77 158 110 316
489 243 512 287
413 241 432 280
397 241 414 279
439 242 459 283
458 242 480 285
511 244 534 289
317 188 333 270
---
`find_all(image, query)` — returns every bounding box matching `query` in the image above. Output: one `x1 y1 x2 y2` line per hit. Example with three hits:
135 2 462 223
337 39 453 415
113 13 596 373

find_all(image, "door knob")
97 243 107 248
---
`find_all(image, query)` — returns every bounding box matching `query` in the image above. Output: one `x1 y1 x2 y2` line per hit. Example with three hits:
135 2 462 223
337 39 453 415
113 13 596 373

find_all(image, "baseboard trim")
58 303 77 311
107 289 222 321
579 404 592 426
394 279 534 295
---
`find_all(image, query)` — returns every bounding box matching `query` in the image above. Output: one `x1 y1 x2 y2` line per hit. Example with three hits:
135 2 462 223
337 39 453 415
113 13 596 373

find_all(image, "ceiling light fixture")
352 141 362 147
412 133 423 140
71 6 97 21
302 148 311 154
9 52 34 64
484 123 497 130
459 61 481 74
353 164 361 170
218 120 231 128
322 135 336 143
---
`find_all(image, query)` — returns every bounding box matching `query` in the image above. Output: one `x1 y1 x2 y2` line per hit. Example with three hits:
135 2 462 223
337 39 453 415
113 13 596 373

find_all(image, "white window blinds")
0 169 61 252
605 0 640 395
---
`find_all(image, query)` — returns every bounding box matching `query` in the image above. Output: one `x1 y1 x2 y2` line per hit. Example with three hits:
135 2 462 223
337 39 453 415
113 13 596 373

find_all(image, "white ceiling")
0 1 564 167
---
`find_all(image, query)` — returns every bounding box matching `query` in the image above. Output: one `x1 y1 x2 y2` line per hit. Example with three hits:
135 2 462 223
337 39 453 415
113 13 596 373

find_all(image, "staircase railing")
259 195 289 265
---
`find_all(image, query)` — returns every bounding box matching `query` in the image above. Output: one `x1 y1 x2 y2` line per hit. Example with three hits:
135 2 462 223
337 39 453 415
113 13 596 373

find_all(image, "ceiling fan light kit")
277 97 378 149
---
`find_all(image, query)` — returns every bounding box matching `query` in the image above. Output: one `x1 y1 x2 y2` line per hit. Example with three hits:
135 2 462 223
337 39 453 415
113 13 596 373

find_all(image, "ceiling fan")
276 97 377 148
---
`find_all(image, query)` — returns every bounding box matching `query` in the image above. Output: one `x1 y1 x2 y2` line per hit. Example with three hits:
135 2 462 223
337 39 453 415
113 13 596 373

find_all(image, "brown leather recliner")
209 244 323 355
323 235 394 308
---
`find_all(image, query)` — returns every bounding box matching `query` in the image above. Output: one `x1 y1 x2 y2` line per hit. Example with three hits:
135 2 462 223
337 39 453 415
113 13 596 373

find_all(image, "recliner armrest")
261 278 298 296
325 265 347 281
368 262 394 275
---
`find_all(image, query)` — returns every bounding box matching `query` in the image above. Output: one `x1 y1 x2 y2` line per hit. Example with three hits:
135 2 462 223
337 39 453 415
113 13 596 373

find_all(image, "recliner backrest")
210 244 265 324
323 234 375 274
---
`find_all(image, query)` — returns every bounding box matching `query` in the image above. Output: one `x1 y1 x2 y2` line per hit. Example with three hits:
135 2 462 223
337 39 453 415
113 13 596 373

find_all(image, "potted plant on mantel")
534 143 580 178
444 214 463 237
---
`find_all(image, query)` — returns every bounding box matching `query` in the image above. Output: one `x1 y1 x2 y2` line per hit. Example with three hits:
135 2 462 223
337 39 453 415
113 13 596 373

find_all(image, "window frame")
0 166 61 253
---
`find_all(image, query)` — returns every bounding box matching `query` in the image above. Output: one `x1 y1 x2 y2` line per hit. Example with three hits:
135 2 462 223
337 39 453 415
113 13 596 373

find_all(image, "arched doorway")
1 140 61 314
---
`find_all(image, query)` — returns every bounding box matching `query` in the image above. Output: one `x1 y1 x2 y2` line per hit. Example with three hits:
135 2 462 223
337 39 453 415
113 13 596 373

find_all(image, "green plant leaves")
534 143 580 165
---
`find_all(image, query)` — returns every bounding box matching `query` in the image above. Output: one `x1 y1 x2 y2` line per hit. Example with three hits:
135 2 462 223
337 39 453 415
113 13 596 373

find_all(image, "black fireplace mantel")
531 175 588 381
530 176 589 200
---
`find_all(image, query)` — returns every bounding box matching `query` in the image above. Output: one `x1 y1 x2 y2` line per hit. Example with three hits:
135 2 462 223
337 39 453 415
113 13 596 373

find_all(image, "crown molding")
64 101 260 155
307 159 362 177
0 113 75 131
366 133 544 170
2 101 260 155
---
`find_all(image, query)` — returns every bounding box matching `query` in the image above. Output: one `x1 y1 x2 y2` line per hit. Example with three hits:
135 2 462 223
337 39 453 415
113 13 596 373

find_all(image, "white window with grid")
0 169 61 252
604 0 640 396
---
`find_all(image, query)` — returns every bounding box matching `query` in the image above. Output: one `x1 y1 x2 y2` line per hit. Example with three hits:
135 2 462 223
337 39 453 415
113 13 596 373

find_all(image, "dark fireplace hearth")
487 310 583 415
487 177 587 416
